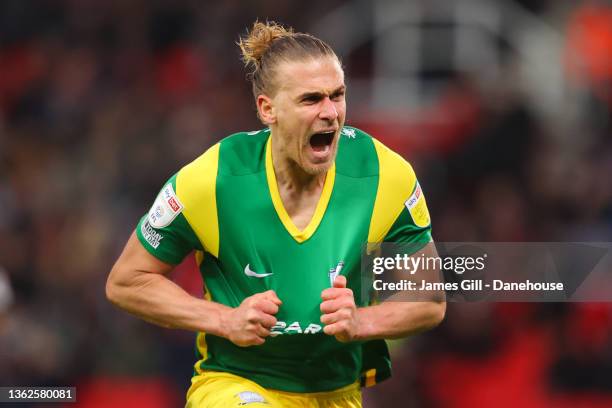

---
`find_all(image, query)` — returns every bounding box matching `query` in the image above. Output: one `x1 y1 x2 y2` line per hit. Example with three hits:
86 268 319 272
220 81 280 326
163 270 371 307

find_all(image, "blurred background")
0 0 611 407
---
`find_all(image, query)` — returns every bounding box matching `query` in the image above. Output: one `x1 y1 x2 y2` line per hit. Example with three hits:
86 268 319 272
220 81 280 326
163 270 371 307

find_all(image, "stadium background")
0 0 611 406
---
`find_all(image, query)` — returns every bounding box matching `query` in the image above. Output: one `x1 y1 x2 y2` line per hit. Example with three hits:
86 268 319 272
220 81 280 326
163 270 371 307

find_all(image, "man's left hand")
320 275 359 342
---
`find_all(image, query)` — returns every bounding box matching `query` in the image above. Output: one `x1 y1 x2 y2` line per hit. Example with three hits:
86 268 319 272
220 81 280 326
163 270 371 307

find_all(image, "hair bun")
238 20 293 70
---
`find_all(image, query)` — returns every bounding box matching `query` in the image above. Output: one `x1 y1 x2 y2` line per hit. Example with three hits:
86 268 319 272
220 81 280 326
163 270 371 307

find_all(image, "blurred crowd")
0 1 611 407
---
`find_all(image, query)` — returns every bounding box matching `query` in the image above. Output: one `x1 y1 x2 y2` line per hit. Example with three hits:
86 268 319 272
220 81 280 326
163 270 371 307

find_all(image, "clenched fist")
320 275 360 342
223 290 282 347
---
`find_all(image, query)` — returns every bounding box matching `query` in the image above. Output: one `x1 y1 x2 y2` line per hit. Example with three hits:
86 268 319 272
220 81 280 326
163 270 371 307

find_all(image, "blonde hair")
238 20 339 98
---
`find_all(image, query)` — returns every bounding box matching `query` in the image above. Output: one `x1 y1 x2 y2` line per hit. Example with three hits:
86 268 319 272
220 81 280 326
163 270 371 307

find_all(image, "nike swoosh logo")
244 264 273 278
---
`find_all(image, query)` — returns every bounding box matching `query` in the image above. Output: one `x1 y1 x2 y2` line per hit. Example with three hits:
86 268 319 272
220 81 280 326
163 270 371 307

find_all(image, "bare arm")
353 298 445 340
106 232 228 334
321 244 445 342
106 232 281 345
356 242 445 340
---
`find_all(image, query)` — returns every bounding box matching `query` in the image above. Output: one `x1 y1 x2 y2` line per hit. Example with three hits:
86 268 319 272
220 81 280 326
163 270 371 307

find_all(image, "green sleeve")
383 180 432 246
135 174 202 264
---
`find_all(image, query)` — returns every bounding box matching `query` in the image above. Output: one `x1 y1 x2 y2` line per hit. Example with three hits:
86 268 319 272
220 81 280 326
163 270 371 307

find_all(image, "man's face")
266 57 346 175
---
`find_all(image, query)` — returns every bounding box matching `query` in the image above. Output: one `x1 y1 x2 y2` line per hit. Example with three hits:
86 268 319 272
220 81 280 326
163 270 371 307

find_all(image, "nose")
319 97 338 122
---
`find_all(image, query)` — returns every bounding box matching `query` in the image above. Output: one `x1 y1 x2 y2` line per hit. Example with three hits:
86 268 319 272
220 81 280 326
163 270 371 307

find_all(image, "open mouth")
309 130 335 153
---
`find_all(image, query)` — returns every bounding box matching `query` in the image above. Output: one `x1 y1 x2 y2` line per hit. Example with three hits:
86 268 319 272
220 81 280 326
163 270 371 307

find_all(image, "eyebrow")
297 85 346 101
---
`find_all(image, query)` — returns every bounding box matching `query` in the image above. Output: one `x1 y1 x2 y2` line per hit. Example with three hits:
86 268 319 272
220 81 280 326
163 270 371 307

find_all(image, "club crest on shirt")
405 181 431 228
147 183 184 228
341 127 356 138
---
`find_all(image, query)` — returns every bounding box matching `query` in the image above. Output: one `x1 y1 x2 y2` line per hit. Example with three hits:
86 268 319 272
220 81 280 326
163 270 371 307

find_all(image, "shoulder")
358 130 429 243
370 136 417 191
217 128 270 175
175 142 220 197
336 126 415 186
335 126 378 177
175 128 269 189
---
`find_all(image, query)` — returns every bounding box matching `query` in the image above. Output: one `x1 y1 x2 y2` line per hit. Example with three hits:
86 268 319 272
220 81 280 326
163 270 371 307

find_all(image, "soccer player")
106 21 445 408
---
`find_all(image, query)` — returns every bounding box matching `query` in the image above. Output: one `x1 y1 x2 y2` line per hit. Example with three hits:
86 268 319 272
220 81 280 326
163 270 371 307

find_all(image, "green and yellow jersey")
136 126 432 393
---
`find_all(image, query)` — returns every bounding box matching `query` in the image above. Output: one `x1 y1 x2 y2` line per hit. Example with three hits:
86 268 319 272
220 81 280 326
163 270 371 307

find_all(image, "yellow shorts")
185 371 362 408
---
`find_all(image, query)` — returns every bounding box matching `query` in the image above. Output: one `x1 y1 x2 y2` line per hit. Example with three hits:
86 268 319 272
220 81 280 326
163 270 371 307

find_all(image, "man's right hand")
222 290 282 347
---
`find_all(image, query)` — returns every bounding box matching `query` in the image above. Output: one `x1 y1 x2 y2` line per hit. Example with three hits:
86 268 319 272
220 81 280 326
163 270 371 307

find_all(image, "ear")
256 94 276 125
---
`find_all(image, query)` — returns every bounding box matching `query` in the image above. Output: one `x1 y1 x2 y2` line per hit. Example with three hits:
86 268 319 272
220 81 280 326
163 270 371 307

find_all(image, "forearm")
355 243 445 340
107 269 230 336
355 300 445 340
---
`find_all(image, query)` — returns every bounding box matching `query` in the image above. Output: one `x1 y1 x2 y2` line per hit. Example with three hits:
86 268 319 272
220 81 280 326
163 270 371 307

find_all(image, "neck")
271 135 327 193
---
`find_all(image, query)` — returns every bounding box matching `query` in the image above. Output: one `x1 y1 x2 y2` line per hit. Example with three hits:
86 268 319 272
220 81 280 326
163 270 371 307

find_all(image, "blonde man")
107 21 445 408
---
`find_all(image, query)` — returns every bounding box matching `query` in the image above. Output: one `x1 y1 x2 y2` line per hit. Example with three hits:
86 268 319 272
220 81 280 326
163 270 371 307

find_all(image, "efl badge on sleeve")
147 184 184 228
405 182 431 228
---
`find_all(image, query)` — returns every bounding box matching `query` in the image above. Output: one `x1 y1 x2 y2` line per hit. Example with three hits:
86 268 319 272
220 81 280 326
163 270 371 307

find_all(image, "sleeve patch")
147 183 184 228
140 219 164 249
405 182 431 228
